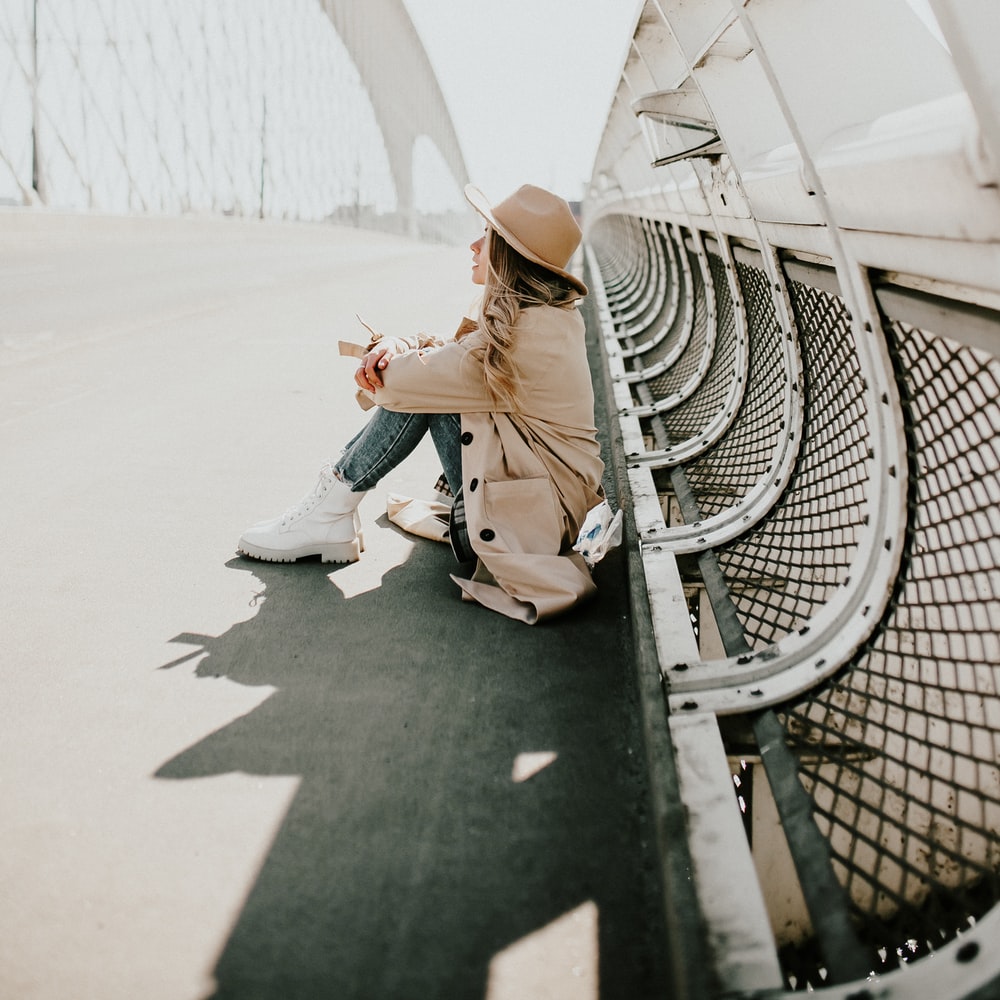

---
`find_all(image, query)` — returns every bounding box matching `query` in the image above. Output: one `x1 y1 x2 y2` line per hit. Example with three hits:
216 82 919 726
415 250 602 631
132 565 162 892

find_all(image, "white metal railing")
584 1 1000 996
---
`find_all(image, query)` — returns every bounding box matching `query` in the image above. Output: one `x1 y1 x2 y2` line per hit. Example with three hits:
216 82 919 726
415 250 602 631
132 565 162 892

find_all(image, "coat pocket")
482 477 562 555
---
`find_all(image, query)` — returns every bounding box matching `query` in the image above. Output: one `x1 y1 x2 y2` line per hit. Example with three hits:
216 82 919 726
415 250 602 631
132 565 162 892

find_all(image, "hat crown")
464 183 587 296
490 185 581 271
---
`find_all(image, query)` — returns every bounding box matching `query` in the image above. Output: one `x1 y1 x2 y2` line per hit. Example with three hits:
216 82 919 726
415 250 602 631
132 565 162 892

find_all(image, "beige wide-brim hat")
465 183 588 297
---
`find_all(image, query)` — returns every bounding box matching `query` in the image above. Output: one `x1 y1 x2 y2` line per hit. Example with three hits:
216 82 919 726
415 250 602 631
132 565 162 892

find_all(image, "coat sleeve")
370 336 516 415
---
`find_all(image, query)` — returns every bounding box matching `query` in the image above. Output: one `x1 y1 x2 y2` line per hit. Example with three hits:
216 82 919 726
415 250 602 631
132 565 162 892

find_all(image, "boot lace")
279 463 338 527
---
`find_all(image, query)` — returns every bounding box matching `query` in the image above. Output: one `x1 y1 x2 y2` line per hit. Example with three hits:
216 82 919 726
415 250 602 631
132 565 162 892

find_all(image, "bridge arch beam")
319 0 469 233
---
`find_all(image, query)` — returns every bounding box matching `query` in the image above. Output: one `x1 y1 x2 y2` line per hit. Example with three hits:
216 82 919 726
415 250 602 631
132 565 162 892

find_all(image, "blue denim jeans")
334 407 462 496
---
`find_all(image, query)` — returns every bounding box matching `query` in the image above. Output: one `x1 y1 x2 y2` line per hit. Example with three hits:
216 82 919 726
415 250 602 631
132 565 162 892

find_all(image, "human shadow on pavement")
156 540 667 1000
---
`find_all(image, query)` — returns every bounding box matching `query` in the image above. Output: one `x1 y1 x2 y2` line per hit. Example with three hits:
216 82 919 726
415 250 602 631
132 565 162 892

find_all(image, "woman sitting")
238 183 605 624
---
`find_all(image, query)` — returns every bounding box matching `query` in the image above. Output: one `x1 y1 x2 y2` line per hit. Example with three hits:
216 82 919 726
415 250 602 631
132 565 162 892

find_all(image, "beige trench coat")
369 304 605 624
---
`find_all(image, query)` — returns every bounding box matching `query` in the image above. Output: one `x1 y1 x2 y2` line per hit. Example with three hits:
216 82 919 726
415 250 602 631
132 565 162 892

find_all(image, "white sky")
402 0 641 204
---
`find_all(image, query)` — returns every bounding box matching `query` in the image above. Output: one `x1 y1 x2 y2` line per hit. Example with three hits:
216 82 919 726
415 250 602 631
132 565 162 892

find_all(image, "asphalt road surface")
0 211 668 1000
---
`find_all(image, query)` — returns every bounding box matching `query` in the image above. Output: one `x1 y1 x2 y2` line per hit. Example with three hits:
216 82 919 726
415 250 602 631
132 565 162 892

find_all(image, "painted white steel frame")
584 1 1000 996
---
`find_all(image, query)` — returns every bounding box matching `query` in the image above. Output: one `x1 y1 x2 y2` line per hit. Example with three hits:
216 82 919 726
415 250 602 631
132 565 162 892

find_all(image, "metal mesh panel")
655 255 787 513
596 217 645 307
618 233 675 352
607 221 656 319
590 206 1000 992
716 277 871 649
639 249 737 443
640 248 708 401
780 320 1000 978
621 231 685 359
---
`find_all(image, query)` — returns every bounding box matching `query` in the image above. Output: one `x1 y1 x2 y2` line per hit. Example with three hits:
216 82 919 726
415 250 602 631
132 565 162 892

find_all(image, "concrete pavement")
0 211 668 999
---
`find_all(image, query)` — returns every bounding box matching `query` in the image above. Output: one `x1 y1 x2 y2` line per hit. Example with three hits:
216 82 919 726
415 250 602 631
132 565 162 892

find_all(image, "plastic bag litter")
573 500 624 568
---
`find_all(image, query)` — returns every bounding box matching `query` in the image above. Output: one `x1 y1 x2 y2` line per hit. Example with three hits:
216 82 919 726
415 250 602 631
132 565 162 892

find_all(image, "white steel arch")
319 0 469 235
0 0 470 237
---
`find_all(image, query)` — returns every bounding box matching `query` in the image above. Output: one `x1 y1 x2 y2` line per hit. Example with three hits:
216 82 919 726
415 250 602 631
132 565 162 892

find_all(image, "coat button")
461 432 474 445
479 528 495 542
469 478 479 492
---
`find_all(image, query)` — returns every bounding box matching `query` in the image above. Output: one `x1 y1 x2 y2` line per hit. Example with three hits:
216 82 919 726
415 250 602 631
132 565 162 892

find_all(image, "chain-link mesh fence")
589 211 1000 992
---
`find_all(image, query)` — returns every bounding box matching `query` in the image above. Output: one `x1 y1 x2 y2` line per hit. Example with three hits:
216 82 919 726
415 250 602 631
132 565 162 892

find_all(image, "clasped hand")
355 344 396 392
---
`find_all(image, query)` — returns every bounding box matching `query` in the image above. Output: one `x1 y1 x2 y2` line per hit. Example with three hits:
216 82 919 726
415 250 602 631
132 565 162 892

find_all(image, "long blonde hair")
474 228 581 408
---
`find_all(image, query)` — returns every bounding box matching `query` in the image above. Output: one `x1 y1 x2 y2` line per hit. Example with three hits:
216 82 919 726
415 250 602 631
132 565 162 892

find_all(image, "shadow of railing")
155 539 668 999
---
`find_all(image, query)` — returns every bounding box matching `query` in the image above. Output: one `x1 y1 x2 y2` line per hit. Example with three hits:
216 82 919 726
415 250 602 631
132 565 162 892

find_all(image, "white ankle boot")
238 463 365 564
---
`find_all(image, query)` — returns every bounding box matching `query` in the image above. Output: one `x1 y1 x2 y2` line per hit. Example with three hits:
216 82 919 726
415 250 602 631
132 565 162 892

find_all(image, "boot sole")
237 537 361 564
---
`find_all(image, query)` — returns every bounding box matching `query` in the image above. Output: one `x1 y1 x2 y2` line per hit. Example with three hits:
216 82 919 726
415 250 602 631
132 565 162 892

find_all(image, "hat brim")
465 185 588 297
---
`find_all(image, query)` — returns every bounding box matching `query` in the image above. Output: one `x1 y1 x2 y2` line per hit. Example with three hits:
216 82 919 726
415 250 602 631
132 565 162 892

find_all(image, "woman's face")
470 229 489 286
